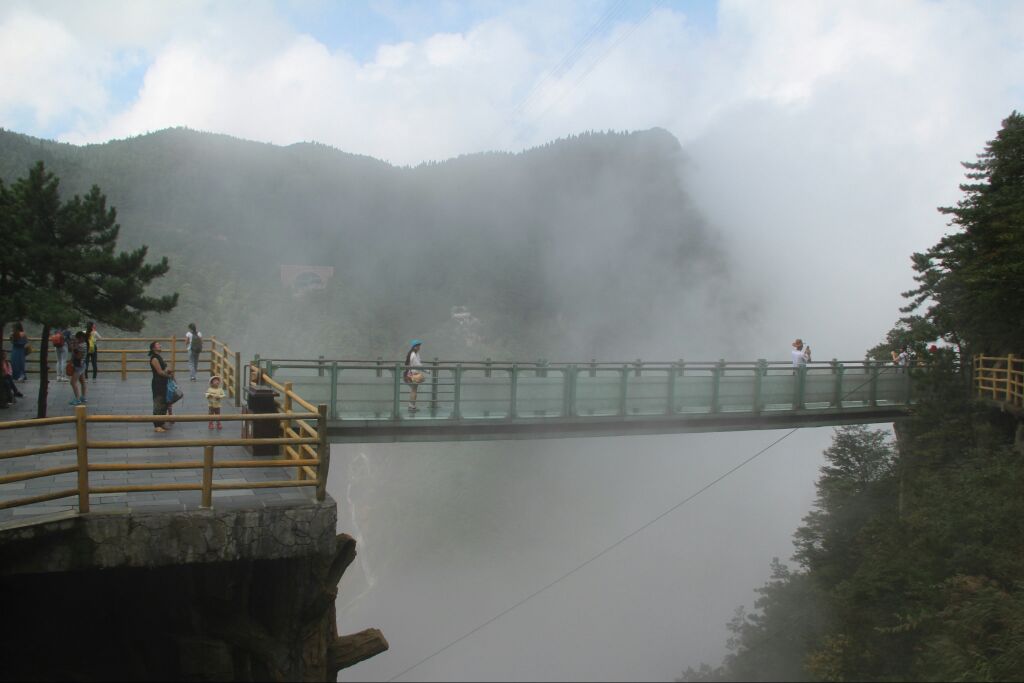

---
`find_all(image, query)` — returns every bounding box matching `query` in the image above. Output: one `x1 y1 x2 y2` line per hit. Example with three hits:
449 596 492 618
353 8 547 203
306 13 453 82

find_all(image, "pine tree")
902 111 1024 354
4 162 178 417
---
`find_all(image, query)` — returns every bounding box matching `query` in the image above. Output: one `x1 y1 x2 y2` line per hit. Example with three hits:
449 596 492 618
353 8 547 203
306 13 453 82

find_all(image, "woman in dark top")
149 341 175 432
9 322 28 381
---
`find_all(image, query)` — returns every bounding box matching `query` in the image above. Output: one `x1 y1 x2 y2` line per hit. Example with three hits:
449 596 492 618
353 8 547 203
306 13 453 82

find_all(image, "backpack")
50 331 64 347
191 332 203 352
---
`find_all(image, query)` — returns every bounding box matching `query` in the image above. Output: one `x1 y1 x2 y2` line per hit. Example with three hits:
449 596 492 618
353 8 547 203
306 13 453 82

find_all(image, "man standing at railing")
185 323 203 382
792 338 811 368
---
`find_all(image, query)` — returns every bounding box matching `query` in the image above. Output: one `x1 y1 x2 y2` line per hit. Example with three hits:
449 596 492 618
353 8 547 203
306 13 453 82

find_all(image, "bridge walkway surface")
0 375 311 524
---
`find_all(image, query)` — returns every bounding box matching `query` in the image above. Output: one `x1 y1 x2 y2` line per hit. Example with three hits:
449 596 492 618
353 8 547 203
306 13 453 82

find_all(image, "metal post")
666 363 677 415
711 362 723 414
75 405 89 513
393 364 401 419
376 356 383 378
201 446 214 509
619 365 629 416
431 359 439 417
634 358 642 377
453 364 463 419
315 404 330 502
318 355 325 377
794 366 807 410
510 364 519 419
485 358 492 378
869 361 879 407
832 361 845 408
753 359 766 415
170 335 177 372
329 362 338 420
563 367 576 417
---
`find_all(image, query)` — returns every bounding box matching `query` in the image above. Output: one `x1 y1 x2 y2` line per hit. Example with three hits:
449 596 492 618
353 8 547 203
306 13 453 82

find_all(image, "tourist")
1 350 23 404
9 322 28 381
149 341 174 432
185 323 203 382
51 325 68 382
68 331 88 405
404 339 426 413
791 338 811 368
86 321 101 379
205 375 226 430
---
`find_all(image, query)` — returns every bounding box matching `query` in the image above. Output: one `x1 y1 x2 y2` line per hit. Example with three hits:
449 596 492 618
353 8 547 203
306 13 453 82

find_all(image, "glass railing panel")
874 367 909 405
335 367 398 419
838 366 872 407
515 372 565 417
675 371 715 413
458 369 512 419
625 372 672 416
718 370 757 412
575 370 625 416
804 370 837 408
760 370 797 410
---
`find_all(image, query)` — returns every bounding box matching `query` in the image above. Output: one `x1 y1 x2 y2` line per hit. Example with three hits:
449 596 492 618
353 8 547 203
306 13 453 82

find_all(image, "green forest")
681 113 1024 681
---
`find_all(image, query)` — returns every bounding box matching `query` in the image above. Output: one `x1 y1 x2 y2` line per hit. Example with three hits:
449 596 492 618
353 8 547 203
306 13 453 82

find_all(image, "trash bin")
245 386 280 456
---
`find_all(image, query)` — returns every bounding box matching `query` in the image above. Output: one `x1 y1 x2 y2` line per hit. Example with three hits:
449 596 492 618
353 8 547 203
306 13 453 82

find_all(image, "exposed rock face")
0 503 388 681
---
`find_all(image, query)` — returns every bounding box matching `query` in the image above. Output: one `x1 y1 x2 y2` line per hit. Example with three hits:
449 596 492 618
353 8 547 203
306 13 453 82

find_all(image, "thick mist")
0 126 756 365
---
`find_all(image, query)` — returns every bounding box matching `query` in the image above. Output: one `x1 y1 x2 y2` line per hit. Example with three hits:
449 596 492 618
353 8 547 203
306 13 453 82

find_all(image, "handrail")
973 354 1024 409
0 334 329 517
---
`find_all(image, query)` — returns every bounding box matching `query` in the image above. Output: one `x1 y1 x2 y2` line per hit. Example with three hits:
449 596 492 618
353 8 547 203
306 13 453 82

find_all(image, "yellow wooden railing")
974 354 1024 409
0 340 329 515
8 334 243 407
0 407 328 513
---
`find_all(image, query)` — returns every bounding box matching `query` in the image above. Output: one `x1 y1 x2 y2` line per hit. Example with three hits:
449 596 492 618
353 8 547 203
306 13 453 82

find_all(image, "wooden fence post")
76 404 89 513
316 404 329 502
201 445 214 508
235 351 242 407
121 351 127 381
1007 354 1015 404
283 381 294 465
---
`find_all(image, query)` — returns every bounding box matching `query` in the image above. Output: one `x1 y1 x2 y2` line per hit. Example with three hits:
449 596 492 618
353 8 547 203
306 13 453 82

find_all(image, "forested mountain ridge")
0 126 748 362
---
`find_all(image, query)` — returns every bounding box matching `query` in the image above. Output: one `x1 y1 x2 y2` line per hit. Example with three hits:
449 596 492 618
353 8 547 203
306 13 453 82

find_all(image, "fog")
330 429 841 681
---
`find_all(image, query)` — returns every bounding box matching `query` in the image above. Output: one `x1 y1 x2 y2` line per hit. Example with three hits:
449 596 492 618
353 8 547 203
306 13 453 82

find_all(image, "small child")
205 375 226 430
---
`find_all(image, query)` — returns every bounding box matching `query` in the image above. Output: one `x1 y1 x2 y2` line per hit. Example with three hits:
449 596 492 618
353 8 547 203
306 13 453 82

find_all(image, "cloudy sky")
2 0 1023 356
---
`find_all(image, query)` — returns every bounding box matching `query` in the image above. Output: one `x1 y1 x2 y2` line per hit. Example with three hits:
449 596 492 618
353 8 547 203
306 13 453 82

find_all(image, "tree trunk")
37 326 50 419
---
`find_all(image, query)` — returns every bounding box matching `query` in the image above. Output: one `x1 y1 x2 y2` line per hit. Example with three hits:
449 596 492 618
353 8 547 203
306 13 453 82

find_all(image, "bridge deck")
0 376 310 524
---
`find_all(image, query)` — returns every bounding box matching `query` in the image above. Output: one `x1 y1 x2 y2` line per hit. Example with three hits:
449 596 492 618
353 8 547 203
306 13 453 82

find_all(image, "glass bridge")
252 358 914 443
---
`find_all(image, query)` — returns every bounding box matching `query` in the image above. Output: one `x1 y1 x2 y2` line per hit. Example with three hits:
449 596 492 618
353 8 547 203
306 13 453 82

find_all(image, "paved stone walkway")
0 373 314 524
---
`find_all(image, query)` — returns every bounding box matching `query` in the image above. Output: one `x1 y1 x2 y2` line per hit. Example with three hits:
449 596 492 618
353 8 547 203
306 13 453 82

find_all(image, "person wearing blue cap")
404 339 426 412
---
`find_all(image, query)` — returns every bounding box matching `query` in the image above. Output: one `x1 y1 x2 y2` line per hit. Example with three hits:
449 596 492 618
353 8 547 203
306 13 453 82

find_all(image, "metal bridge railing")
253 358 915 423
974 354 1024 409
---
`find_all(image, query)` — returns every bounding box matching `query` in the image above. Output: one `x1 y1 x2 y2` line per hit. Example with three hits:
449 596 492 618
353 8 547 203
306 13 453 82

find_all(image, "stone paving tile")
0 375 324 524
